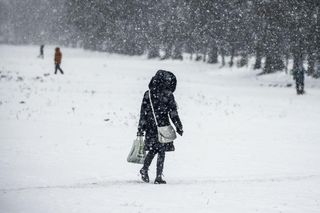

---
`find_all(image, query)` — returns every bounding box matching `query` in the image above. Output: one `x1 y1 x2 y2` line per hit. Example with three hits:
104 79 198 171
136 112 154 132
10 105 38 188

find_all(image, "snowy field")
1 45 320 213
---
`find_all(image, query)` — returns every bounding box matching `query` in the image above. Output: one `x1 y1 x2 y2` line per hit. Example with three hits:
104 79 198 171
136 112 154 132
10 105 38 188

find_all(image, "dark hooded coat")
138 70 183 152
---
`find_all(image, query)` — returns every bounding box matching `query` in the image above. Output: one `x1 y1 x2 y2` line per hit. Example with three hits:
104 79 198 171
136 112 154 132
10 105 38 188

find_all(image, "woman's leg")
58 64 64 74
54 64 58 74
140 149 156 183
154 150 166 184
142 150 156 170
156 150 165 177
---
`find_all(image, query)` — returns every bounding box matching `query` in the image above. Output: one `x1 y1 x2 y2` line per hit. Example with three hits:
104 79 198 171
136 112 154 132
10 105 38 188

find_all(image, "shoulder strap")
148 90 158 127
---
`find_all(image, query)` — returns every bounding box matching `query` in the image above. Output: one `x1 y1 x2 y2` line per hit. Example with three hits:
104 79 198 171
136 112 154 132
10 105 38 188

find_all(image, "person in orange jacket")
54 47 64 74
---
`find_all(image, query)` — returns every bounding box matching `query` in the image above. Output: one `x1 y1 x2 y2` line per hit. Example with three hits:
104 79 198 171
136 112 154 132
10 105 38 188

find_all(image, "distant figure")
54 47 64 75
38 44 44 59
293 64 305 95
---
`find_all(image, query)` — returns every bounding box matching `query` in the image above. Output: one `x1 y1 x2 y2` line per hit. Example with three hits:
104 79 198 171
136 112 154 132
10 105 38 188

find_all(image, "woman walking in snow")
137 70 183 184
54 47 64 75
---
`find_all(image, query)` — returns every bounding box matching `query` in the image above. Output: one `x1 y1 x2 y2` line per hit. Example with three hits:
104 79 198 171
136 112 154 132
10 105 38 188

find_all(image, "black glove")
177 128 183 136
137 130 144 137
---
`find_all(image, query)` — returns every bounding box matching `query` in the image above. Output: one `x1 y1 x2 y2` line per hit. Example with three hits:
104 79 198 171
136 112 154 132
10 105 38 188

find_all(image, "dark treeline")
1 0 320 76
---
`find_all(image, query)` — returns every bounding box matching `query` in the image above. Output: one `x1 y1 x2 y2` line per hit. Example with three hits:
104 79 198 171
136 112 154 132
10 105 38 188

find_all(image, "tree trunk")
264 25 284 74
203 54 207 62
254 41 262 69
203 47 207 62
264 54 284 73
229 47 235 67
207 42 218 64
221 47 226 67
195 53 202 61
263 3 285 74
307 52 316 75
190 52 193 60
161 43 173 60
147 44 160 59
285 52 289 74
172 44 183 60
315 5 320 77
238 52 248 67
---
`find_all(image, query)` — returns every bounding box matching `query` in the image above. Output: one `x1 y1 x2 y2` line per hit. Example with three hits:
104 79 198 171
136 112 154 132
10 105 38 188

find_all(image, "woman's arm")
168 94 183 135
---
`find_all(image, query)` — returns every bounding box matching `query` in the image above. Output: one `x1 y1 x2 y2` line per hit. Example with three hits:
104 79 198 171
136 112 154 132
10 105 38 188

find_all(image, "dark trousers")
296 80 304 94
142 149 165 177
55 64 64 74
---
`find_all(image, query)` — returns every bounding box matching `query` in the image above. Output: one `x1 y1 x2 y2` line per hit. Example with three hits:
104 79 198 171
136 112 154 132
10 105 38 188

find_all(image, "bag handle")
148 90 159 127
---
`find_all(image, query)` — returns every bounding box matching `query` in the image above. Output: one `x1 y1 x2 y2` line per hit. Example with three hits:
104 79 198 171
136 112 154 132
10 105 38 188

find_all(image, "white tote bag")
127 136 146 164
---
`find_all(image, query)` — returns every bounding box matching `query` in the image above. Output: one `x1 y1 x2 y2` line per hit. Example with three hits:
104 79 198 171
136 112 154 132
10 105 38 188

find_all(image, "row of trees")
1 0 320 76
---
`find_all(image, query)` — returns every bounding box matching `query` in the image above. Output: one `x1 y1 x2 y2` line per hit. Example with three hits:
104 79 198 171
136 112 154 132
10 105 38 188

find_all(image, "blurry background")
0 0 320 76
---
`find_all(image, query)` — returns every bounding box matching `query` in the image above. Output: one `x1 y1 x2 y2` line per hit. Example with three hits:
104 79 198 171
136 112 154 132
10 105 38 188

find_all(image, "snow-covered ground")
1 45 320 213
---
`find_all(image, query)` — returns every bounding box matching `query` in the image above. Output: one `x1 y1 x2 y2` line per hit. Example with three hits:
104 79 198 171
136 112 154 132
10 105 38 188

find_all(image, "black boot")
154 151 166 184
154 175 166 184
140 150 156 183
140 168 149 183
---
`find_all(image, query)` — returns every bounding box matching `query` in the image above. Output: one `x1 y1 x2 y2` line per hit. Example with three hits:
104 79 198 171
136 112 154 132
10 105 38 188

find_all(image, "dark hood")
148 70 177 92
